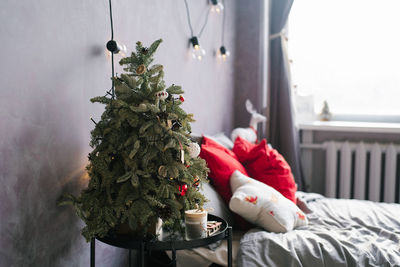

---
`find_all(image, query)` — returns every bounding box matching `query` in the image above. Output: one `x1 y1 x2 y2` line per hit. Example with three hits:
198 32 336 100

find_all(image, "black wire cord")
108 0 114 40
183 0 211 38
183 0 194 37
108 0 115 99
198 5 211 38
221 0 226 46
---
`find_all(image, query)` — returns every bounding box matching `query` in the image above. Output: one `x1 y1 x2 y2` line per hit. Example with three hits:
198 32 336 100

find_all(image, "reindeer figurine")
231 99 267 143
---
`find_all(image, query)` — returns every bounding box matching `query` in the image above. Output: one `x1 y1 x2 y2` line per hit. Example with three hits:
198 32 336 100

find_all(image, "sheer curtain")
268 0 306 190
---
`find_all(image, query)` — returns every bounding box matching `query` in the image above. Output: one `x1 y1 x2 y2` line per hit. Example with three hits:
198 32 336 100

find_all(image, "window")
288 0 400 122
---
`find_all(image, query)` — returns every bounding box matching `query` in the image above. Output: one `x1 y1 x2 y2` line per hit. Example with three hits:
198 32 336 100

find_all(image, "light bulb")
210 0 224 14
106 40 127 55
192 46 206 61
217 46 230 61
105 40 127 60
190 36 206 61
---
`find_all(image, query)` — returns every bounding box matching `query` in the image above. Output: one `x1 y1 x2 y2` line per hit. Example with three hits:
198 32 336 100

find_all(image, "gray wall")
233 0 268 133
0 0 237 266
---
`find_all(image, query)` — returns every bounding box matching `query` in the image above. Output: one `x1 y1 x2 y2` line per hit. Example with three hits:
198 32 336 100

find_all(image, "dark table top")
96 214 229 251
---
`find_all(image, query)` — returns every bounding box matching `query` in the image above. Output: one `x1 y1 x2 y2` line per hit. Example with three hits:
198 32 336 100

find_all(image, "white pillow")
231 128 257 144
229 170 308 232
204 133 234 150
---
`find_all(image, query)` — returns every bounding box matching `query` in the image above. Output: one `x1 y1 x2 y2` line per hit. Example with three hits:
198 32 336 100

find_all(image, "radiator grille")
324 141 400 203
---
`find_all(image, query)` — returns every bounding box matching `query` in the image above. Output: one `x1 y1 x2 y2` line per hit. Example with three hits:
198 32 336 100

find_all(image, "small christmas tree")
60 39 209 241
319 100 332 121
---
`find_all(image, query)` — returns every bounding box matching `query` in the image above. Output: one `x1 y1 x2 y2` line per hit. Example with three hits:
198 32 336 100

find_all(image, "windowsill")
298 121 400 134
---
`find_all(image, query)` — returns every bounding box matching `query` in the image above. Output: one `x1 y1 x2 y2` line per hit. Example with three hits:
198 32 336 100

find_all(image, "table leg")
90 238 95 267
138 242 145 267
172 248 177 267
128 249 132 267
227 226 232 267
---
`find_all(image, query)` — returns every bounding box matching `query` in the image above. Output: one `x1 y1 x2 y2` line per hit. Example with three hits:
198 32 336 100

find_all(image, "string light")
210 0 224 14
217 0 230 61
217 46 230 61
183 0 210 61
190 36 206 61
106 40 127 55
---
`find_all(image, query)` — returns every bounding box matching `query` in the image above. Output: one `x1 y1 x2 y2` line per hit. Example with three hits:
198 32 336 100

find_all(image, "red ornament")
179 184 188 196
179 95 185 102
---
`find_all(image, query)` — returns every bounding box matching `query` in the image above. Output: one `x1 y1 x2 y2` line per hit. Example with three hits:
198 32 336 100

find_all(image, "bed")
174 190 400 267
177 134 400 267
238 192 400 267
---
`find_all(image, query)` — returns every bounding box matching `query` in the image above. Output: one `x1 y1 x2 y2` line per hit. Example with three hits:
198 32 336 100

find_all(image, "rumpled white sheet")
167 231 244 267
238 192 400 267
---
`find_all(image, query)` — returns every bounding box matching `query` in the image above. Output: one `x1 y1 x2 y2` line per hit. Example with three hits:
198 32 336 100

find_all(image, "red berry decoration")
179 184 188 196
179 95 185 102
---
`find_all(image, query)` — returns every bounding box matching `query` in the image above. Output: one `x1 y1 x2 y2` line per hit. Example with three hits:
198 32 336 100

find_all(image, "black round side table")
90 214 233 267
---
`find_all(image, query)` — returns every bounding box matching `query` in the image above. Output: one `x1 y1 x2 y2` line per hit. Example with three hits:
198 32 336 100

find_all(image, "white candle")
185 209 208 240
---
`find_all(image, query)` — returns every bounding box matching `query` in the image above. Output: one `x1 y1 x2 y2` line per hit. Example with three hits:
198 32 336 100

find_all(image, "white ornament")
188 142 201 158
155 90 169 100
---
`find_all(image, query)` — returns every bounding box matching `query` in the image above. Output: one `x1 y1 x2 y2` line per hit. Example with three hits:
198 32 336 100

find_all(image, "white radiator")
324 141 400 202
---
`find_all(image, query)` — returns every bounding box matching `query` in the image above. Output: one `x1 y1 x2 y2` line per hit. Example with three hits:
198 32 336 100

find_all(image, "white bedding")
167 230 243 267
